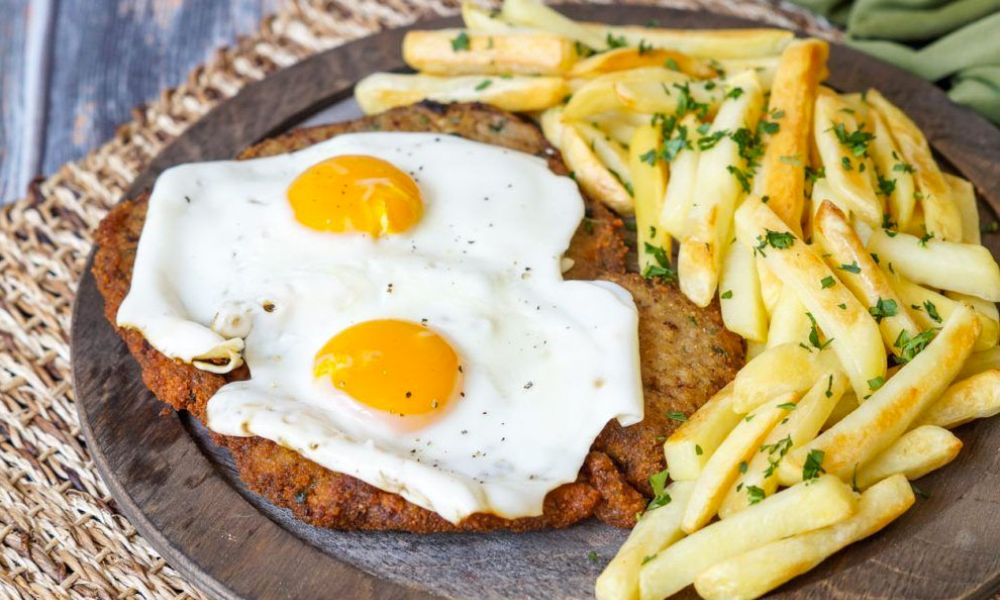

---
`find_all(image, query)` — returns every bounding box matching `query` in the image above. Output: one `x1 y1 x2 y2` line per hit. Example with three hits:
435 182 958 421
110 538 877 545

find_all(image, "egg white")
117 132 643 523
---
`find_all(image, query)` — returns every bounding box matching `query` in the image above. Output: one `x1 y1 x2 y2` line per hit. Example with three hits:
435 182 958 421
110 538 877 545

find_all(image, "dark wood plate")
71 6 1000 600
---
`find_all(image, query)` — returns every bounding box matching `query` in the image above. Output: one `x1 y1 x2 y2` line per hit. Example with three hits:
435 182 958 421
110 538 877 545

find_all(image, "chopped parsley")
739 461 748 474
876 174 896 196
640 149 658 166
638 39 653 55
868 297 899 323
662 125 693 161
606 32 627 49
642 554 658 565
753 229 795 257
666 411 688 422
805 165 826 183
839 261 861 274
821 275 836 289
450 31 470 51
697 129 728 151
806 312 833 350
643 242 677 283
474 79 493 91
825 373 834 398
664 57 680 71
919 231 935 247
924 300 942 323
746 485 766 504
588 550 599 563
672 82 709 118
727 165 753 193
802 449 826 482
867 375 885 391
721 290 734 299
725 86 744 99
893 162 915 174
777 402 797 410
894 329 937 363
695 444 703 456
761 434 794 478
841 156 853 171
647 468 672 511
832 122 874 157
757 119 780 135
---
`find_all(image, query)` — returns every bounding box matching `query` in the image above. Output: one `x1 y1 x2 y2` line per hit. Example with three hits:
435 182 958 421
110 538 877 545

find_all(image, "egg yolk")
314 319 460 415
287 155 422 237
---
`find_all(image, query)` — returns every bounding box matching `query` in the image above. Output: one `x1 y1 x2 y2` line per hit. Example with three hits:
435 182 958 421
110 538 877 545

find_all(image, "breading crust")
92 101 741 532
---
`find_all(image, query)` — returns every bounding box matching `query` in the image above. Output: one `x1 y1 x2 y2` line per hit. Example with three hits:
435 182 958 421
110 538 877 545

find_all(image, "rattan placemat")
0 2 837 598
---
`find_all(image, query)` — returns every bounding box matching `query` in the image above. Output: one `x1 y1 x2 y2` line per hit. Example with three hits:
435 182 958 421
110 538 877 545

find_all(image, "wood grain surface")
0 0 280 204
72 5 1000 600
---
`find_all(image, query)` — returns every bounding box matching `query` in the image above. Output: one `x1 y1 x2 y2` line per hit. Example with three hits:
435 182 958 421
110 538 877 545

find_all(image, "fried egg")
117 132 643 523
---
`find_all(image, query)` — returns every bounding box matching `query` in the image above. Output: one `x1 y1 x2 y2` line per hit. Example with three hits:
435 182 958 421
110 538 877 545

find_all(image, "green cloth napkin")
790 0 1000 124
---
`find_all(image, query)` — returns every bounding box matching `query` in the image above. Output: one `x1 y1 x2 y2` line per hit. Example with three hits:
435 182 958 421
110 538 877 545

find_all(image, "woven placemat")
0 2 838 598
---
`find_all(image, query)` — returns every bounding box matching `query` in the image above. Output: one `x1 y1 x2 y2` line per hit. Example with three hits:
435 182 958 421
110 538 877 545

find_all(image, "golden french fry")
659 114 701 239
561 124 633 214
629 123 670 275
612 76 725 116
563 67 690 120
695 475 914 600
501 0 606 49
868 110 917 231
735 199 886 397
867 89 962 240
720 369 847 518
682 395 798 533
461 1 518 33
916 369 1000 429
854 425 961 489
714 57 780 89
719 241 769 341
784 305 979 482
756 261 783 314
538 105 565 147
732 343 838 413
664 383 745 481
354 72 568 114
575 122 632 188
679 71 764 307
765 284 811 348
813 94 881 226
887 275 999 352
943 173 980 245
595 481 694 600
402 29 577 75
582 23 794 59
814 200 921 356
757 39 829 232
867 228 1000 302
569 47 715 79
959 347 1000 380
639 476 856 600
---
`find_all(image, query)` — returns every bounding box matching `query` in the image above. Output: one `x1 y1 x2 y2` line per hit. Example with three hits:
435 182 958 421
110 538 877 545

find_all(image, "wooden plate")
71 6 1000 600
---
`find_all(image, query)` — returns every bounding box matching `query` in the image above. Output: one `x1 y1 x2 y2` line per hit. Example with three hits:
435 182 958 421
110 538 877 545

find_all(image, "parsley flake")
802 449 825 482
450 31 470 51
868 297 899 323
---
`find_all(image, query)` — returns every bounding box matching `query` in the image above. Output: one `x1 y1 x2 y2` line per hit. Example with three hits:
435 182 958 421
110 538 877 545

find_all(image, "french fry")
813 94 882 226
575 122 633 188
735 199 886 397
658 114 701 239
629 123 670 275
916 369 1000 429
715 57 780 89
694 475 914 600
563 67 690 120
501 0 607 49
944 173 980 245
854 425 962 489
814 200 921 356
732 343 838 413
783 305 980 482
581 24 794 59
538 105 565 147
354 72 568 114
822 391 859 431
595 481 694 600
720 369 847 518
868 110 917 231
402 30 577 75
561 124 634 214
461 1 518 33
867 89 962 241
867 228 1000 301
639 476 856 600
679 71 764 307
809 177 853 225
765 284 811 348
959 347 1000 380
757 39 829 233
664 383 745 481
682 395 798 533
614 76 725 116
887 275 999 352
591 111 645 145
569 47 715 79
756 261 783 314
719 240 769 341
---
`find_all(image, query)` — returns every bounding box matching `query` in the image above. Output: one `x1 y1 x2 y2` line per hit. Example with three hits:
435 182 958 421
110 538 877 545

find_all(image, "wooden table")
0 0 282 205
